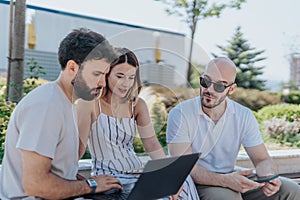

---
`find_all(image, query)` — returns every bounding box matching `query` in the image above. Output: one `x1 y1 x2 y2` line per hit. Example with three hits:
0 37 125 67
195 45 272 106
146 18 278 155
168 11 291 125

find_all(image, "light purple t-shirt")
0 82 79 199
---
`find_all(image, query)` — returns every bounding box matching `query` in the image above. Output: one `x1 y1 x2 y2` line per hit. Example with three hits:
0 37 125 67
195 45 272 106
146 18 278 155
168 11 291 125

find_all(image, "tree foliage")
189 62 205 88
213 26 266 90
155 0 246 85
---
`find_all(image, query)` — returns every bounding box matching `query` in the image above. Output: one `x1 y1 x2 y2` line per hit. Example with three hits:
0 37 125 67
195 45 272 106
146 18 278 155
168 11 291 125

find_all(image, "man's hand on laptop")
92 175 123 193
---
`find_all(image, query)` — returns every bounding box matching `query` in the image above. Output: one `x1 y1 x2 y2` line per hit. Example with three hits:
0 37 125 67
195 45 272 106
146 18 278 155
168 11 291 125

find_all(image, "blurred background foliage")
1 58 300 161
1 82 300 160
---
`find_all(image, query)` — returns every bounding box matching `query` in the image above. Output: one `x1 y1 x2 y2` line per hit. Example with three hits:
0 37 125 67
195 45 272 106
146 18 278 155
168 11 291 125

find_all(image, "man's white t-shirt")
166 96 263 173
0 82 79 199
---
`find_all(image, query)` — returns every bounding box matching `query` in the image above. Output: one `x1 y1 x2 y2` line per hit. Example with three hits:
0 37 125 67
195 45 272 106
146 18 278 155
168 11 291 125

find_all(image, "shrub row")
1 83 299 161
256 104 300 122
0 100 16 163
228 88 281 111
263 117 300 147
145 86 281 112
283 90 300 104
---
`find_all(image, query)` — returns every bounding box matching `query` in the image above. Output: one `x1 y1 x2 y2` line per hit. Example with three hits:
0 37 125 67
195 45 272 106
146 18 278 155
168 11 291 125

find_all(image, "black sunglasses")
200 77 234 93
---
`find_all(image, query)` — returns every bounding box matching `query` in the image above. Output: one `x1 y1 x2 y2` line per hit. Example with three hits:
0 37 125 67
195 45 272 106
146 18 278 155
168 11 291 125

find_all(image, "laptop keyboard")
81 183 133 200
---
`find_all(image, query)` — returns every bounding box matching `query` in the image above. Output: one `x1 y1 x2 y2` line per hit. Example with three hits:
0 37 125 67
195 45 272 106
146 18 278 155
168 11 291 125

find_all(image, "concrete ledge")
78 159 93 178
78 150 300 179
78 150 300 177
78 159 93 171
236 149 300 174
1 150 298 181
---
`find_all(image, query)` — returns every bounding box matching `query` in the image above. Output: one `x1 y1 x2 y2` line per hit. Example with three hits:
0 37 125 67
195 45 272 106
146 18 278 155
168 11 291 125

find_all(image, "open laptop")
126 152 200 200
84 152 200 200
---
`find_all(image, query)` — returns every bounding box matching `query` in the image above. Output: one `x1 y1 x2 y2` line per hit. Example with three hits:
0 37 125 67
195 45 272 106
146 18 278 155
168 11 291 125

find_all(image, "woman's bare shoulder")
134 97 149 114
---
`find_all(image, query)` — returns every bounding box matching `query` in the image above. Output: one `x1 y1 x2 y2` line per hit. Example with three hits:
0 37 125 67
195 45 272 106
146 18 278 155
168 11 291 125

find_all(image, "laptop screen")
127 152 200 200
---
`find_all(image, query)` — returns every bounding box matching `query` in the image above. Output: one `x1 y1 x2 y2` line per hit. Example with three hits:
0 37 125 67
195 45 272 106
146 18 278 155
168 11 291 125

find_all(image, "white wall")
0 1 187 86
0 3 10 70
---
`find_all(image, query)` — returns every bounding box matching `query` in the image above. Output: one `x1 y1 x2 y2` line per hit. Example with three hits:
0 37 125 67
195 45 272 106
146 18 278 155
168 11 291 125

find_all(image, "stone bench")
78 149 300 182
0 150 298 183
236 149 300 184
1 150 298 179
236 149 300 175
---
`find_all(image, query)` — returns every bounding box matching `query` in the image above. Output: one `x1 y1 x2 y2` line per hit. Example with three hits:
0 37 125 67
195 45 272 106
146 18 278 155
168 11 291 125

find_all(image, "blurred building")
0 0 188 87
289 53 300 89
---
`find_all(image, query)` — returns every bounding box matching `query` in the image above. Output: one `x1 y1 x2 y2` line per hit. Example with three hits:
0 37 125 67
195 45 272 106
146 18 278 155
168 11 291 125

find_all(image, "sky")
25 0 300 85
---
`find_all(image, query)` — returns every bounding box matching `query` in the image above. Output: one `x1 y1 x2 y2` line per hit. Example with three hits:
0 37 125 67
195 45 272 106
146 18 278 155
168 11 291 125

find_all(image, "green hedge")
256 104 300 122
229 88 281 111
257 104 300 148
0 99 16 163
283 90 300 104
147 86 281 112
1 82 298 162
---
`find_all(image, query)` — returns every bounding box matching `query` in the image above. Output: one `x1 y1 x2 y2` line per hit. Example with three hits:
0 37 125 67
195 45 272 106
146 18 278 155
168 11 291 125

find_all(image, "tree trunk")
186 20 197 87
186 0 197 87
187 31 195 86
5 0 14 101
8 0 26 102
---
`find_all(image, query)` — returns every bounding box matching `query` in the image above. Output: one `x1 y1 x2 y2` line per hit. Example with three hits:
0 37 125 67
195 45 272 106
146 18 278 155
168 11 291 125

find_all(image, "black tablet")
247 173 279 183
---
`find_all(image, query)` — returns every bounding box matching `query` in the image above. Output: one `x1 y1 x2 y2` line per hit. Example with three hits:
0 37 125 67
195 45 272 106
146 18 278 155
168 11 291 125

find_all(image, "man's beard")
71 73 101 101
200 88 227 109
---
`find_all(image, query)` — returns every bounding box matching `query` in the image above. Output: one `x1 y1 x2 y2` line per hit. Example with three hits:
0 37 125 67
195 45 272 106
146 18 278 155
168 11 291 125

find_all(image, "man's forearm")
254 157 278 176
191 165 227 187
24 172 90 199
22 150 91 199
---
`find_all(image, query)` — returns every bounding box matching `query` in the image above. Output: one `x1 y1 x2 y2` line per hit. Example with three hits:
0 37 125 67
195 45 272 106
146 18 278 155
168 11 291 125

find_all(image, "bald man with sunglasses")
166 57 300 199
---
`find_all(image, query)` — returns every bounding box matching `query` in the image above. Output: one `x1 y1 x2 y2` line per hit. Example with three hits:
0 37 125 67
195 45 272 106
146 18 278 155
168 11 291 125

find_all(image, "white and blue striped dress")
88 100 199 199
88 101 141 184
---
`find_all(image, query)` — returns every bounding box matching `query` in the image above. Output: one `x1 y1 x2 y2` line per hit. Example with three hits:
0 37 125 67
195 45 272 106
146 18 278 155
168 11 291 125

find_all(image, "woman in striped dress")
77 48 199 199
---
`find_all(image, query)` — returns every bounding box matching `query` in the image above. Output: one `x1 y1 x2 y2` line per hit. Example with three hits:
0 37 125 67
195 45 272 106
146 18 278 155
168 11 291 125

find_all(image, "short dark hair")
58 28 116 70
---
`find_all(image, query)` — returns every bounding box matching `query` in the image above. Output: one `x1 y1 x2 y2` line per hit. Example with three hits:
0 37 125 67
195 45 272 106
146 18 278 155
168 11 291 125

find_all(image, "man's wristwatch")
86 178 97 194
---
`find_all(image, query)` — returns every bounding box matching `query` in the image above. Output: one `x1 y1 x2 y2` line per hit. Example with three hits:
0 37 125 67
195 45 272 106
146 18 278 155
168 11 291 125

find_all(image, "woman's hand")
168 184 183 200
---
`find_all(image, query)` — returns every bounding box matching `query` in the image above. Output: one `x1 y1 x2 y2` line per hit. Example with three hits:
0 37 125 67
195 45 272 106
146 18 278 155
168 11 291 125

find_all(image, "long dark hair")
104 48 142 103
